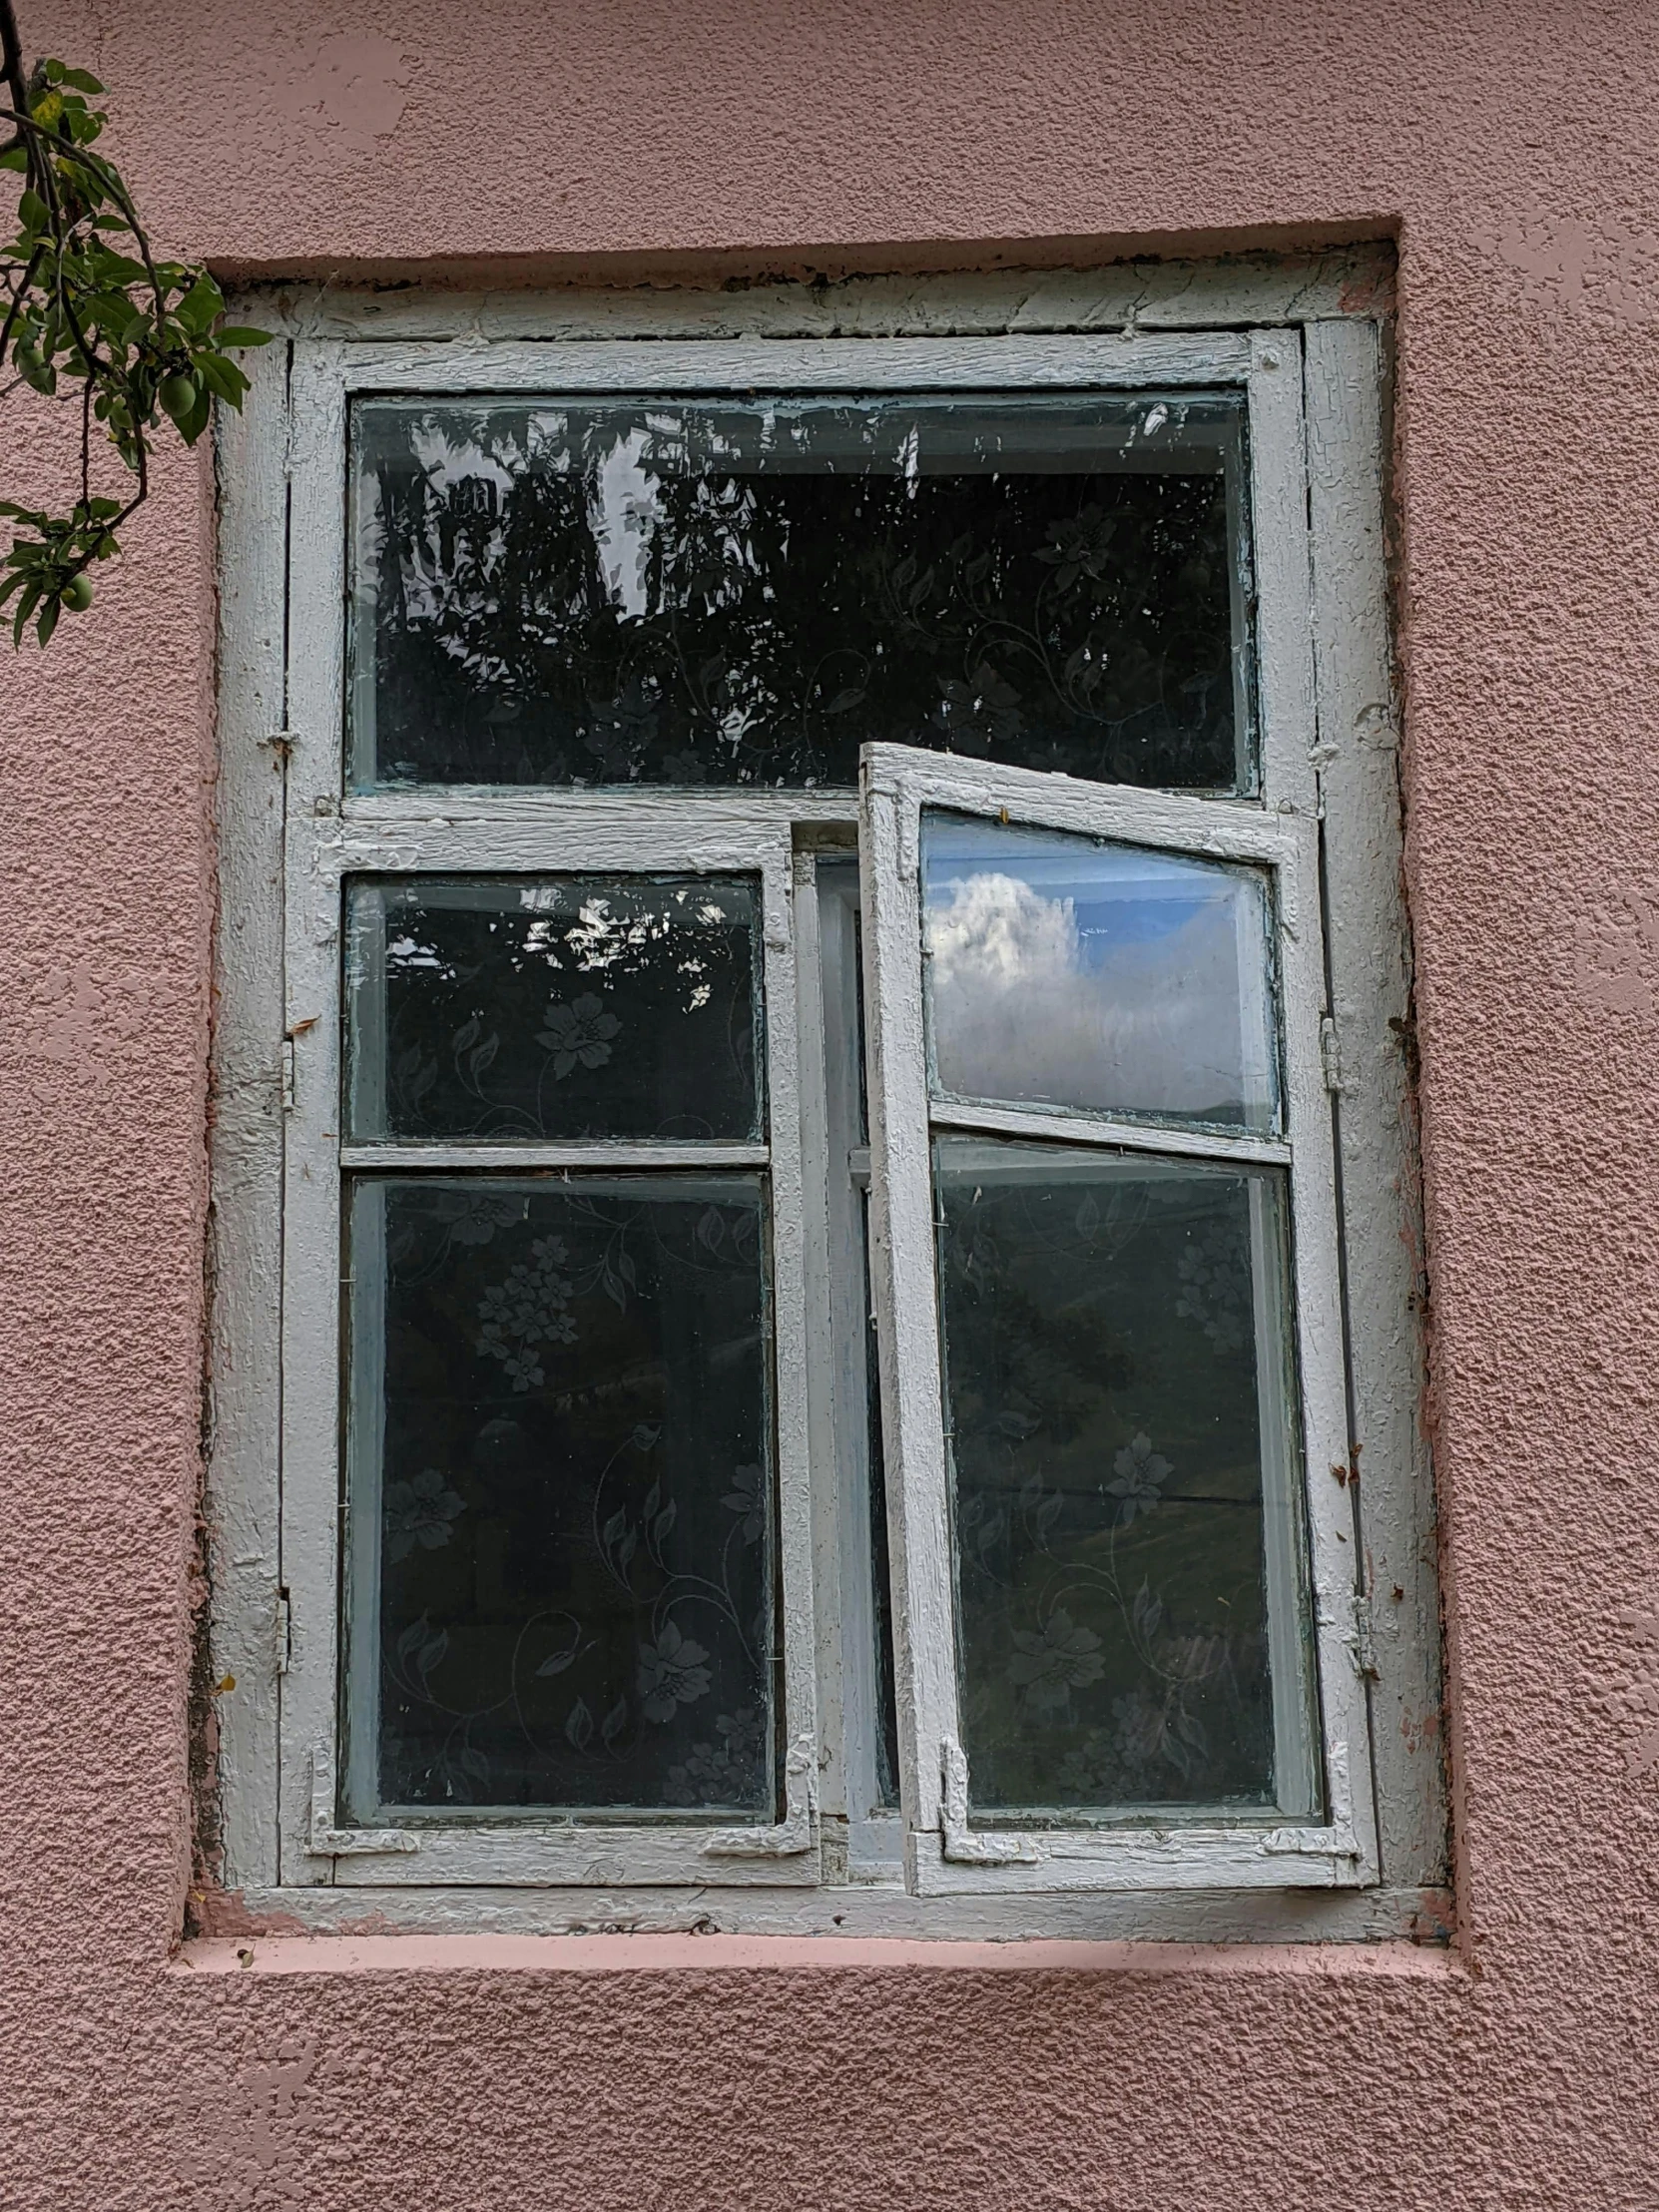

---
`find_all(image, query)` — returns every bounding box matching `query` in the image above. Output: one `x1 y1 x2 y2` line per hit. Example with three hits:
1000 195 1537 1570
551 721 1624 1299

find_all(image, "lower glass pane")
934 1136 1316 1820
343 1176 776 1822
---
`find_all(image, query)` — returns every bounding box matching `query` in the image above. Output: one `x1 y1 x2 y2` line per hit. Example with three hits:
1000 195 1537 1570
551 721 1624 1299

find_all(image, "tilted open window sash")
858 743 1376 1892
279 794 820 1887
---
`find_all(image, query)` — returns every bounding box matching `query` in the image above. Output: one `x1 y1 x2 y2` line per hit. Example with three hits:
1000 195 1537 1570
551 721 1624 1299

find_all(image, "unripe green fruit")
62 575 93 613
159 372 198 421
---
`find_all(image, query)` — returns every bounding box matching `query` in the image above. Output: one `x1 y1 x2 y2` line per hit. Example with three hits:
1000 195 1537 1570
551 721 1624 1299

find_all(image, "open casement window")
223 299 1425 1923
859 746 1372 1892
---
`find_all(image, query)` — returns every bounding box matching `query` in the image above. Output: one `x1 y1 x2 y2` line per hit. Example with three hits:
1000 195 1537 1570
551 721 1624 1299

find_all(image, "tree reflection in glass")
345 874 763 1143
348 394 1250 793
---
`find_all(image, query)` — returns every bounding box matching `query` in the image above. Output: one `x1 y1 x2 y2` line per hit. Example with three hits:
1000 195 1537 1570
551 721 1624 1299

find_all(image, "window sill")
175 1928 1465 1980
184 1881 1454 1952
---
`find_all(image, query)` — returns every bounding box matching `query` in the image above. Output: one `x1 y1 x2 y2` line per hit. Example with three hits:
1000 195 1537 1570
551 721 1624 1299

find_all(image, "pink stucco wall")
3 2 1657 2202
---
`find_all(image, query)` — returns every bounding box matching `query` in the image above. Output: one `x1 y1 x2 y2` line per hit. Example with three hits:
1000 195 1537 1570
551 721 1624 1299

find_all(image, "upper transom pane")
922 814 1280 1134
348 394 1251 792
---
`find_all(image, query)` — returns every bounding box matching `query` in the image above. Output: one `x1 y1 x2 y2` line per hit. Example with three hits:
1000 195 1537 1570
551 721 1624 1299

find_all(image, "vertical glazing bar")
340 1179 387 1825
1250 1174 1318 1818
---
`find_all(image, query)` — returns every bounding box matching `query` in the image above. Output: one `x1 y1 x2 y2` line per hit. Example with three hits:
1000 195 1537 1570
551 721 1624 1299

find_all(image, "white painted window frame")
859 745 1371 1893
282 793 820 1887
210 266 1439 1936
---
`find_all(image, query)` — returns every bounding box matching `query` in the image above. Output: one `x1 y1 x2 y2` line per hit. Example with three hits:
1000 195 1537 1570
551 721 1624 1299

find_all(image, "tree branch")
0 0 28 137
0 7 272 641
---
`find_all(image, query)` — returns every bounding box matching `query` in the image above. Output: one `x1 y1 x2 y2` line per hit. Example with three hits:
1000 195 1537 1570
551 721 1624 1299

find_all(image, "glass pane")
349 393 1249 793
923 814 1278 1133
343 1177 776 1820
934 1137 1314 1818
345 875 762 1143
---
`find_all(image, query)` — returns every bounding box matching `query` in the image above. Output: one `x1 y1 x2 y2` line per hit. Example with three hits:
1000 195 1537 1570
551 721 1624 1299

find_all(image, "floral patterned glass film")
934 1139 1316 1819
922 815 1279 1133
348 394 1251 792
343 1178 776 1821
345 875 762 1143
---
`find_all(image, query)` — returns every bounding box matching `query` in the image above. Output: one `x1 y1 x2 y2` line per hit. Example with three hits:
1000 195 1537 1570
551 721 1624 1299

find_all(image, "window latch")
702 1733 818 1858
939 1739 1042 1865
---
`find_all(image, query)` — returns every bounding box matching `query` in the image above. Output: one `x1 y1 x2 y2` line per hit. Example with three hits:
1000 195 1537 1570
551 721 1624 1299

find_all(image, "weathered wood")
255 247 1393 346
207 328 290 1895
1305 317 1446 1891
231 1876 1448 1943
319 331 1254 400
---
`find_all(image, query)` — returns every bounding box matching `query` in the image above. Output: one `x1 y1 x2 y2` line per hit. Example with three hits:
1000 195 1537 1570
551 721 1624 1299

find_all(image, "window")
212 271 1441 1935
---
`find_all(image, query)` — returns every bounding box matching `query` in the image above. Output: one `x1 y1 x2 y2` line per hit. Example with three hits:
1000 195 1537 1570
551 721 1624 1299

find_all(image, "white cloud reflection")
924 837 1276 1128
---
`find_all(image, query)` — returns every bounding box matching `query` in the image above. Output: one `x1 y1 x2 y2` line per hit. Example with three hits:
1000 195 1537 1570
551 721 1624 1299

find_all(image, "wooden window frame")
209 262 1442 1939
859 745 1371 1893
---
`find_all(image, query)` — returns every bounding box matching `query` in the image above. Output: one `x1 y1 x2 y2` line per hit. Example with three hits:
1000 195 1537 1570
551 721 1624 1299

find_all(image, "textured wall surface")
2 2 1657 2204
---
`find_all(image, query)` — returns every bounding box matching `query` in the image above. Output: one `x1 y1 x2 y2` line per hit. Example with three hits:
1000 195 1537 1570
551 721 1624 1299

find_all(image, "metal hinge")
274 1591 291 1677
939 1739 1042 1865
702 1733 818 1857
1320 1014 1345 1094
305 1744 420 1858
279 1038 296 1112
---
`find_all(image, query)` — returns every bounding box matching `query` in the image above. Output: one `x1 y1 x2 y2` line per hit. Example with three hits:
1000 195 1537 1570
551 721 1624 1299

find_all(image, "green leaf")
215 326 276 349
18 190 49 233
88 289 141 334
84 245 147 283
176 276 223 334
0 149 26 173
60 68 106 95
36 596 60 648
171 380 213 445
197 351 249 405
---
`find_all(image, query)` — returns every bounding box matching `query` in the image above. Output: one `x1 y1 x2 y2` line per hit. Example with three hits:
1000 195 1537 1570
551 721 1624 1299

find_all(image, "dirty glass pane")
923 814 1278 1133
343 1176 776 1820
934 1137 1312 1817
345 875 762 1143
349 393 1249 792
